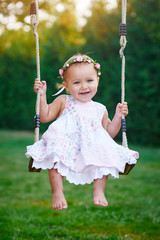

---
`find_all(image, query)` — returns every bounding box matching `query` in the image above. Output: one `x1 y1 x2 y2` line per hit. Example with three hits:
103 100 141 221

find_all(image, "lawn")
0 130 160 240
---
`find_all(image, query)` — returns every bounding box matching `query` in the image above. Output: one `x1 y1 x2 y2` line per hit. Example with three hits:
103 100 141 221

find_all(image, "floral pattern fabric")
26 95 139 185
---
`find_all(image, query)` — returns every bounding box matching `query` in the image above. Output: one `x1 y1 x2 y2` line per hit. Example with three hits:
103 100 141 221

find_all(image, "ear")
63 81 69 93
97 77 100 83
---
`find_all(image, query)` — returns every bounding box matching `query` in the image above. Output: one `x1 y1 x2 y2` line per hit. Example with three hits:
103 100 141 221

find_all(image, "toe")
62 204 67 210
62 201 68 210
101 201 108 207
94 199 100 206
99 199 108 207
53 205 57 210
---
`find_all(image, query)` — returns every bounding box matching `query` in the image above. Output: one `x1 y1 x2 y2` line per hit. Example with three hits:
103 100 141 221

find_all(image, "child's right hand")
34 78 47 95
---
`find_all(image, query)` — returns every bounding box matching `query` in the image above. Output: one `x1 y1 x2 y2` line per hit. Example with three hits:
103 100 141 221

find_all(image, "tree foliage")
0 0 160 146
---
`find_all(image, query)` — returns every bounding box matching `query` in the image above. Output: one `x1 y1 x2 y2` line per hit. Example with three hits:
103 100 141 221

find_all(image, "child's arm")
34 78 66 123
102 102 128 138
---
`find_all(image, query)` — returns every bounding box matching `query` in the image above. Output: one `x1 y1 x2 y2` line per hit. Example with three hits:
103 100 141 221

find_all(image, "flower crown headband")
59 56 101 80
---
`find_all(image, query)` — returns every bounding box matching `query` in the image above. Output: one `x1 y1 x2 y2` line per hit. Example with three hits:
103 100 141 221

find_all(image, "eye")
87 79 93 82
73 81 80 85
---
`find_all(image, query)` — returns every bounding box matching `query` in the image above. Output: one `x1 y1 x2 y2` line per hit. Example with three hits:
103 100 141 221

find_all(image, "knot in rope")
119 36 127 58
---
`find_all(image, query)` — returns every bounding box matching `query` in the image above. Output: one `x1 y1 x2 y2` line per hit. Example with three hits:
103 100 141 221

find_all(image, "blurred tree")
0 0 52 23
82 0 121 118
82 0 160 145
0 0 84 132
0 29 35 130
40 0 85 103
125 0 160 145
0 0 160 146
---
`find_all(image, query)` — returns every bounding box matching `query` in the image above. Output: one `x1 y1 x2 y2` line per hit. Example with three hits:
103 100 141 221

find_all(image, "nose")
81 82 87 89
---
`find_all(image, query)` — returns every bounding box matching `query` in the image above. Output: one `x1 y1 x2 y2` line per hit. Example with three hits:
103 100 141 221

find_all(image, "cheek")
69 86 78 94
92 84 98 94
65 84 77 94
92 83 98 90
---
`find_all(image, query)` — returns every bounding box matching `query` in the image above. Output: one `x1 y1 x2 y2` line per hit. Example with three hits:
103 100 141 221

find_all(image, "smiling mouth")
79 91 90 95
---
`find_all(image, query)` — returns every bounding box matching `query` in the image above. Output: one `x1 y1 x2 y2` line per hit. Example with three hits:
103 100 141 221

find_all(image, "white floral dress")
26 95 139 185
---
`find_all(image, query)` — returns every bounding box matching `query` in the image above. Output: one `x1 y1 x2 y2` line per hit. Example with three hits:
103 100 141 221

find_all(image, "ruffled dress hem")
26 150 138 185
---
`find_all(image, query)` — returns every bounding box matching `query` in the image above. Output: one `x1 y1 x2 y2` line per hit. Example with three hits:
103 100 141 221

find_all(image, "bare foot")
52 191 68 210
48 169 67 211
93 189 108 207
93 176 108 207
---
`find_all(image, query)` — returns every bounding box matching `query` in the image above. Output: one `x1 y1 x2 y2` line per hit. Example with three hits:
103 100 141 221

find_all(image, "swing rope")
30 0 41 143
29 0 41 172
119 0 128 148
119 0 135 175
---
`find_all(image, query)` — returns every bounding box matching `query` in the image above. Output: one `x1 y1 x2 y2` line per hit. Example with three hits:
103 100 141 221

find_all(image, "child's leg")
93 175 108 207
48 169 67 210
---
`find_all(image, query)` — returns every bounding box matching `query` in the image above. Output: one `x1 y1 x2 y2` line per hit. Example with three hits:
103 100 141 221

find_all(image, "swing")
28 0 135 175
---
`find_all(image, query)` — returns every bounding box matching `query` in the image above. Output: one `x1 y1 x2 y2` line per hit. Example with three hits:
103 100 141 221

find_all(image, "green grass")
0 130 160 240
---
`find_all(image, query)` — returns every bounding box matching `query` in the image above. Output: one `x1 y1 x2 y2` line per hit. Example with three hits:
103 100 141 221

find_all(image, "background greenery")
1 1 160 239
0 0 160 146
0 130 160 240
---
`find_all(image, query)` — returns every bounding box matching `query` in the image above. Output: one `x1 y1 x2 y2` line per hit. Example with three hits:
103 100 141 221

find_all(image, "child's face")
63 63 99 102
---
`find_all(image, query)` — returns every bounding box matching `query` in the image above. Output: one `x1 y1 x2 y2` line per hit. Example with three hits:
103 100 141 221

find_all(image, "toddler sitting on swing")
26 54 139 210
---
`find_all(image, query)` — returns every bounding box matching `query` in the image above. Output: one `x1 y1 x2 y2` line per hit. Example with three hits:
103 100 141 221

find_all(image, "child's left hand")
115 102 128 118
